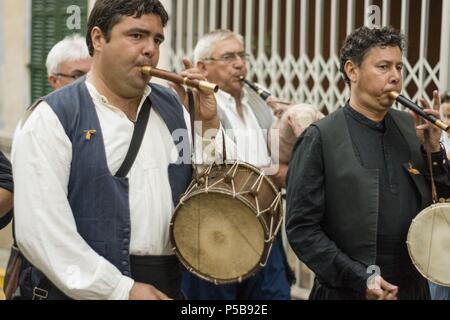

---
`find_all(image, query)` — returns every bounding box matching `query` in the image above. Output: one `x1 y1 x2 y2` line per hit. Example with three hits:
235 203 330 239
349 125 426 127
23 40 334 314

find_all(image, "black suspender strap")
115 98 152 178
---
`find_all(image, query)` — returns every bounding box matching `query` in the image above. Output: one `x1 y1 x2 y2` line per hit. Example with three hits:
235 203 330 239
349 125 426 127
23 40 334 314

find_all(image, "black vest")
314 107 432 266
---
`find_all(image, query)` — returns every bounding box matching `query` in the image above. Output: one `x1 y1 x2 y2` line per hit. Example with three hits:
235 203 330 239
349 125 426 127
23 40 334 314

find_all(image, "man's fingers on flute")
410 111 422 127
181 73 208 81
433 90 441 111
420 98 431 110
182 58 193 70
168 82 189 111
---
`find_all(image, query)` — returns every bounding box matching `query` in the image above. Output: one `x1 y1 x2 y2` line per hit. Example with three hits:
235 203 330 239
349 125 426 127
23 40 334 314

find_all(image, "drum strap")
187 90 199 180
424 129 438 203
187 90 227 174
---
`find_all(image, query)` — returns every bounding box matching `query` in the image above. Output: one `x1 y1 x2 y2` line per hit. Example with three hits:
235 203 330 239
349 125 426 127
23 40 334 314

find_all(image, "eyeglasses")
54 72 86 80
204 52 250 64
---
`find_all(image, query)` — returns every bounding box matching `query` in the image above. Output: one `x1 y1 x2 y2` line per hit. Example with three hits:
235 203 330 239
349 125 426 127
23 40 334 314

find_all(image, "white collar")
84 80 152 114
215 89 248 109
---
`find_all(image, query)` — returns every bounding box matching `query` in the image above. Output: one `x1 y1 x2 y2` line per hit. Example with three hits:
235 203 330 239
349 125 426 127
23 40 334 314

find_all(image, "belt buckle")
32 287 48 300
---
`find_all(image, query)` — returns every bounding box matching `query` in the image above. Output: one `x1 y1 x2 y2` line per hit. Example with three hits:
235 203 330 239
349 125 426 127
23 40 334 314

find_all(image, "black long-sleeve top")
286 106 450 294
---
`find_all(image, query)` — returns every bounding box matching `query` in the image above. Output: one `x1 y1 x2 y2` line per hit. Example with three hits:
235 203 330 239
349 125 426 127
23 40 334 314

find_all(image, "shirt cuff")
107 275 135 300
0 179 14 192
341 261 371 295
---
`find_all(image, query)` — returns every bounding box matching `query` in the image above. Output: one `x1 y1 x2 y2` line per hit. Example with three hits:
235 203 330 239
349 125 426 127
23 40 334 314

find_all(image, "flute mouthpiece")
388 91 400 99
141 66 153 76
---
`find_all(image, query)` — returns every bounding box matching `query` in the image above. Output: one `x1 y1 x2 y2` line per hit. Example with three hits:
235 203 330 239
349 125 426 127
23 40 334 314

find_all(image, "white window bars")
163 0 450 115
161 0 450 298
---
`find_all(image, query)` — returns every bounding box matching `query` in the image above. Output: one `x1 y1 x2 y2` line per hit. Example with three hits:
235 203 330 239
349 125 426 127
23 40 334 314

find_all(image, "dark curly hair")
339 26 406 85
86 0 169 56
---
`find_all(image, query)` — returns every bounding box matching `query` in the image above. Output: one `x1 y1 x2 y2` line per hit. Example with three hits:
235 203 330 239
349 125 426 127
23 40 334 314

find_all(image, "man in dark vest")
11 0 220 300
286 26 450 300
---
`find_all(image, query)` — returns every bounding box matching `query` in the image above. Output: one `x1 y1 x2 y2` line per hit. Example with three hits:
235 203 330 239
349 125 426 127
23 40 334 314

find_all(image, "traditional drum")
407 202 450 286
268 103 324 164
170 160 282 284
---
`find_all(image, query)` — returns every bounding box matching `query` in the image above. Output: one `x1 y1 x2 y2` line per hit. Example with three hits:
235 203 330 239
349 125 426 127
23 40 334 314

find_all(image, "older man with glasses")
46 34 92 90
179 29 293 300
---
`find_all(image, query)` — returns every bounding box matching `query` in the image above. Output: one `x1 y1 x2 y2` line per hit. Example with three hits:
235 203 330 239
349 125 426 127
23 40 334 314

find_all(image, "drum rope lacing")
178 161 284 243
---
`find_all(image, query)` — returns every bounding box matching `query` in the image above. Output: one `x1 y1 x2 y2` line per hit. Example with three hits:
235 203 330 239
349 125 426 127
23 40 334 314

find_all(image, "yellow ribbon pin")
84 129 97 141
408 162 420 175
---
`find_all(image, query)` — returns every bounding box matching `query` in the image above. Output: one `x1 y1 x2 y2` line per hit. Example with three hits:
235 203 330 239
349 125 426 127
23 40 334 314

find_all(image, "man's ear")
344 60 359 84
196 61 208 76
91 27 106 54
48 75 59 90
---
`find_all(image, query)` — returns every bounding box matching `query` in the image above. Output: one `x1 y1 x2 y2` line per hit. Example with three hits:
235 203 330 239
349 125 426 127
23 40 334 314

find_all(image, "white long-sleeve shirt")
215 90 273 167
11 81 230 300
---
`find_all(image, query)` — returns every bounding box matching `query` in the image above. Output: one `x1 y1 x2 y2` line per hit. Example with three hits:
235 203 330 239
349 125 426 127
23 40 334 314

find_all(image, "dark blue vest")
19 79 192 299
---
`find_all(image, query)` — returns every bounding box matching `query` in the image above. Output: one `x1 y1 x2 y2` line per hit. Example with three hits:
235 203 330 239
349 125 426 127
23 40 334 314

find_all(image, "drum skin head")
172 192 265 283
407 203 450 286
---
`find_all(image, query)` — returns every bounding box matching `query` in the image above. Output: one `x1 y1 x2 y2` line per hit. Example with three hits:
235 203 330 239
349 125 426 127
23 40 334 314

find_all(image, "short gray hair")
193 29 244 64
46 34 90 76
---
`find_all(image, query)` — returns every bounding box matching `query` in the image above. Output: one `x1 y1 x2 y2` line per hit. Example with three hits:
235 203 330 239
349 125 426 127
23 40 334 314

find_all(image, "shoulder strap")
115 98 152 178
187 90 227 165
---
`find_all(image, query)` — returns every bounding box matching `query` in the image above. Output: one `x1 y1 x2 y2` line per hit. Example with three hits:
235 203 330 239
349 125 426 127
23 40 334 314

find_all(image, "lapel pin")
408 162 420 175
84 129 97 141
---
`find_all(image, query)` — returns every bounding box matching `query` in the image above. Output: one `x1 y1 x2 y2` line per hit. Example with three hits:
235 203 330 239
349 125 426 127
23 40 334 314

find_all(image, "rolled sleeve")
106 272 135 300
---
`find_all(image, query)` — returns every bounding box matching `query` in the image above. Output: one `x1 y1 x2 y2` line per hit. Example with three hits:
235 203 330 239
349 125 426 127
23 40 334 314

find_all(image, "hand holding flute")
141 66 218 93
390 90 445 153
142 59 219 134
